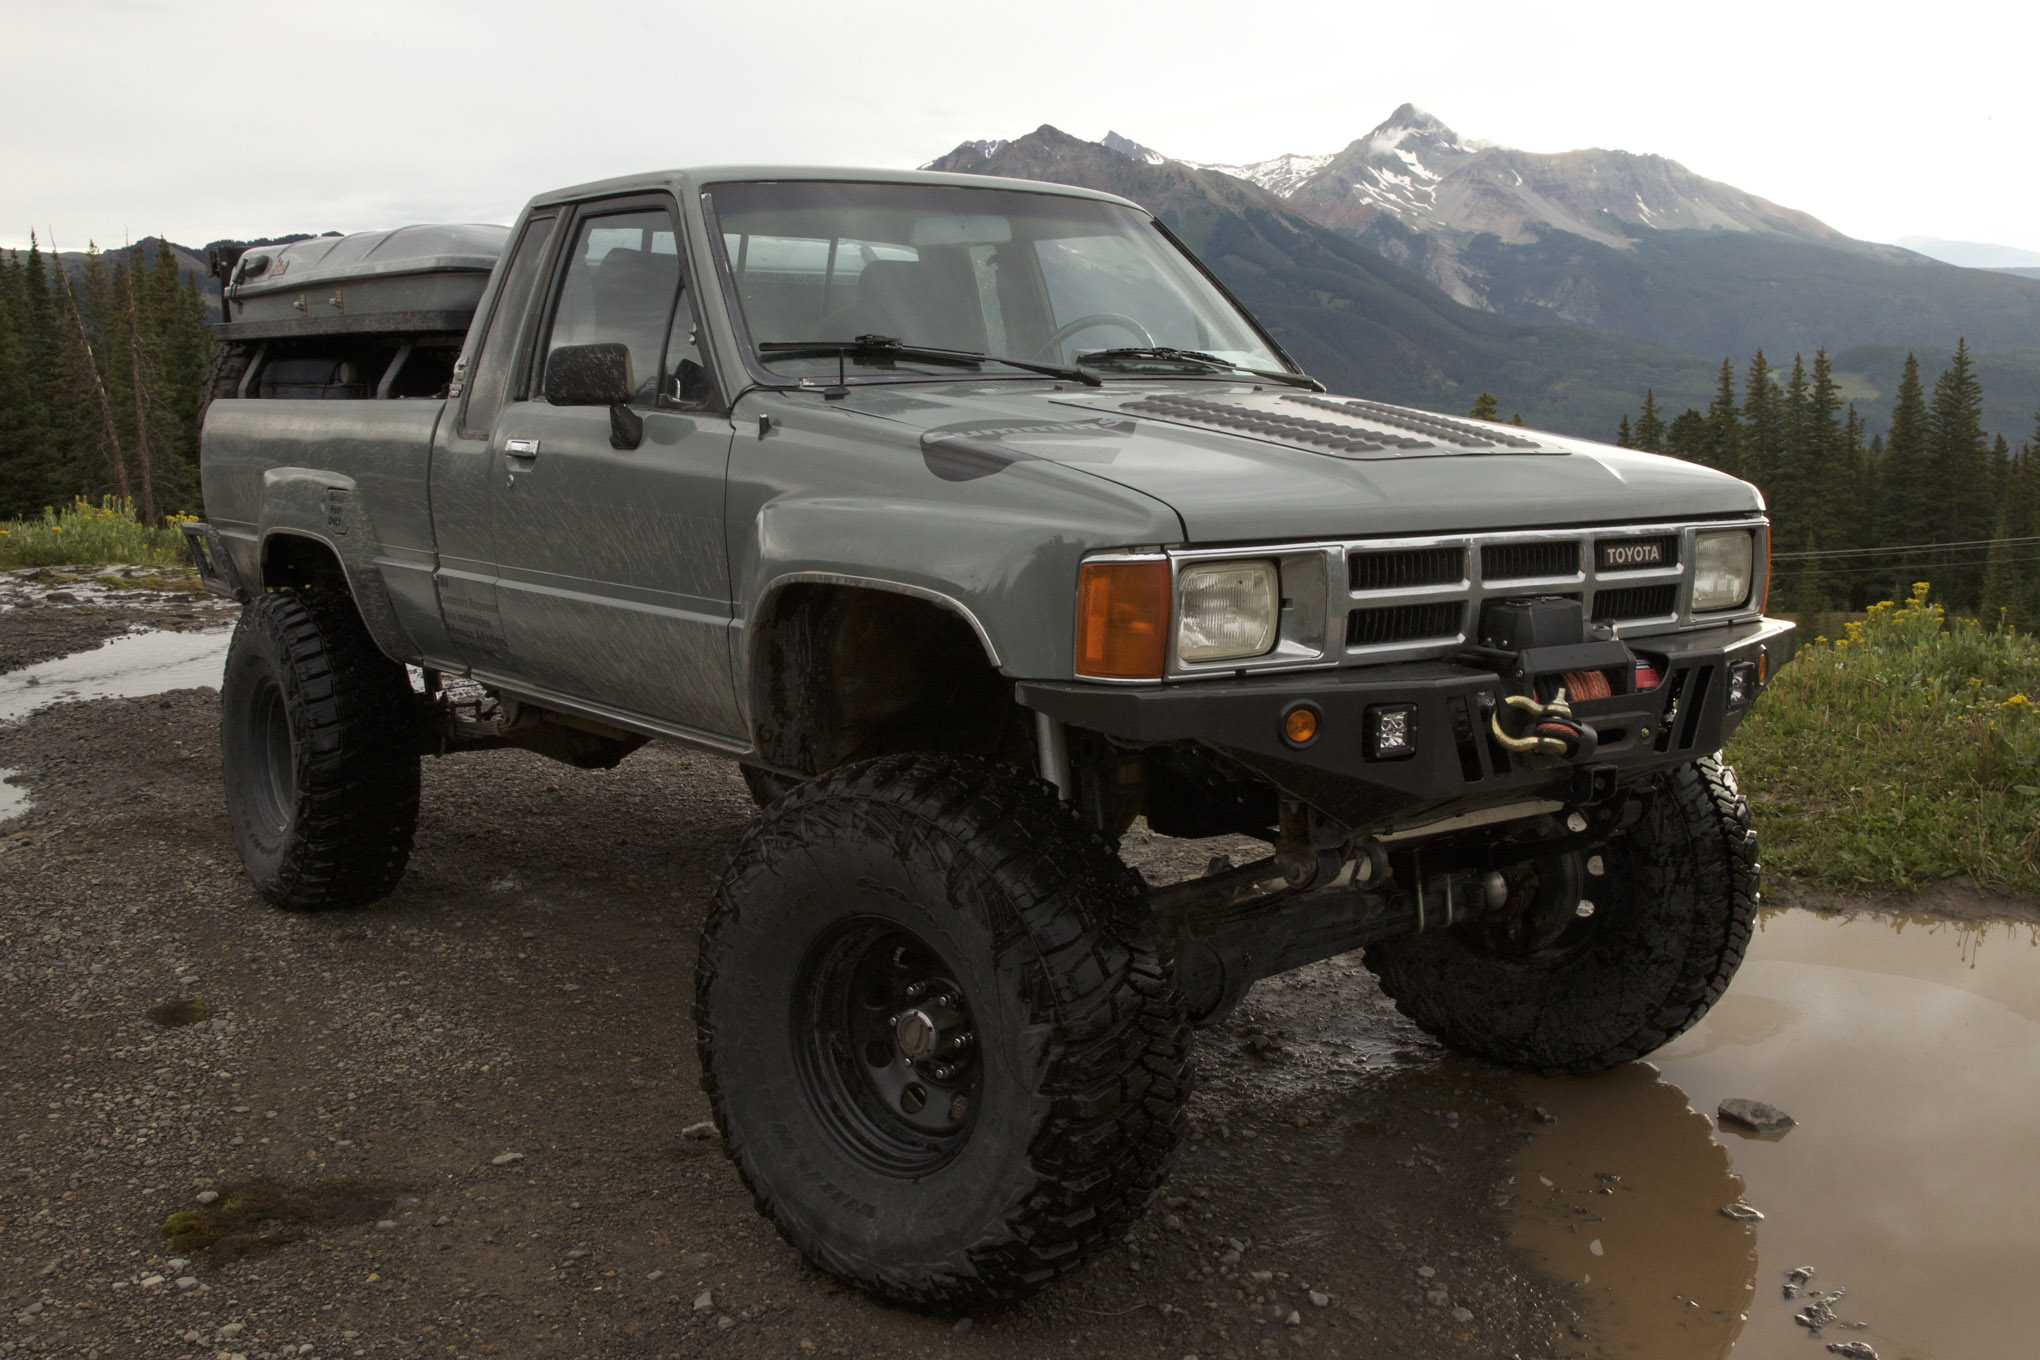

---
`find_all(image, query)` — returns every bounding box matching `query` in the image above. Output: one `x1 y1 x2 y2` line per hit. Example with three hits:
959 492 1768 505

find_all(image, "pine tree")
1927 339 1991 605
1615 413 1632 448
1874 353 1931 603
1981 421 2040 629
1633 389 1665 452
1467 391 1499 421
1665 409 1708 463
1741 350 1782 504
1704 358 1741 476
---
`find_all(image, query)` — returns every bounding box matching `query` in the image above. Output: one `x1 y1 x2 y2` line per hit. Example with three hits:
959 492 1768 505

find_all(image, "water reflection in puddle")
0 768 26 825
1517 905 2040 1358
0 626 233 723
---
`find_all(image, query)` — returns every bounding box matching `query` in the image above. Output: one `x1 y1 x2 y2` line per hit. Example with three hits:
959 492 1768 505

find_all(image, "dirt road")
2 668 1585 1359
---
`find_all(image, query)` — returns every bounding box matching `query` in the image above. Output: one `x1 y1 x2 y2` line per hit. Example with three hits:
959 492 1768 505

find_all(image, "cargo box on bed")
217 224 508 340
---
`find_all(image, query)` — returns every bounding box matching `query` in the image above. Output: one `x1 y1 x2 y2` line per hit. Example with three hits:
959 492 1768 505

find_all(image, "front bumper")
1018 616 1796 828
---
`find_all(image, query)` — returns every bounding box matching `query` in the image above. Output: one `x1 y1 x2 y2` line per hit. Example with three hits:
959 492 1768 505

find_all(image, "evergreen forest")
0 236 212 525
1600 341 2040 627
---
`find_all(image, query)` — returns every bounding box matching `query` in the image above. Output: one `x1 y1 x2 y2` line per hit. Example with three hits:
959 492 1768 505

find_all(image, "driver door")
483 197 741 738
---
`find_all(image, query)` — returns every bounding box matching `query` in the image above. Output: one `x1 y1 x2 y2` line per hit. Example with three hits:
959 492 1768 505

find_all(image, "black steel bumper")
1018 616 1797 828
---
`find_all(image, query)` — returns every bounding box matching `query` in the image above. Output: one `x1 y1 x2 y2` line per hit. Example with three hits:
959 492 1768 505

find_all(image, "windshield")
704 180 1292 383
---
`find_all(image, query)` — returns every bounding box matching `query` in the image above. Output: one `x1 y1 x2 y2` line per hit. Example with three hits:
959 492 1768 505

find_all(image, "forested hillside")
0 237 211 520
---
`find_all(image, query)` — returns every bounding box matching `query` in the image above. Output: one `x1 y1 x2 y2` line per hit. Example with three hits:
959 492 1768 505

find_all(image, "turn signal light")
1076 560 1170 679
1282 705 1320 747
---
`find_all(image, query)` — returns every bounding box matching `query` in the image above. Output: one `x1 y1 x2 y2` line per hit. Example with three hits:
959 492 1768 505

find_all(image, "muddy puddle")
0 625 233 723
0 767 25 824
1516 905 2040 1358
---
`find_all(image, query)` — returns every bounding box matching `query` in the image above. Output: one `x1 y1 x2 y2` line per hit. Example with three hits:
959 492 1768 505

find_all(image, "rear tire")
219 590 420 909
1364 755 1759 1075
695 754 1192 1309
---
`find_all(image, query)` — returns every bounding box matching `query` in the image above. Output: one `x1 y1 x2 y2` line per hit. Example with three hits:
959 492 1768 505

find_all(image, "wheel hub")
792 921 985 1175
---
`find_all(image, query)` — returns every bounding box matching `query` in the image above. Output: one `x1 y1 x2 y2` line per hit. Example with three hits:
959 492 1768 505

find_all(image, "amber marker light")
1075 559 1171 680
1282 704 1320 747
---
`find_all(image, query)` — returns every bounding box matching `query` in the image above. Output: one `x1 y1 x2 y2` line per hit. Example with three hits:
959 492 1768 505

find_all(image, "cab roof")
526 165 1145 214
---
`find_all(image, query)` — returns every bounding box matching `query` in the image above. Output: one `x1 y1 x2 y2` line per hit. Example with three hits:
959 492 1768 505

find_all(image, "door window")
543 209 682 405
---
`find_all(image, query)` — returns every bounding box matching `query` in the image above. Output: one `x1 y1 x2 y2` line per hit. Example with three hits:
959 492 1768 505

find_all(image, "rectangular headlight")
1693 530 1754 611
1177 560 1279 663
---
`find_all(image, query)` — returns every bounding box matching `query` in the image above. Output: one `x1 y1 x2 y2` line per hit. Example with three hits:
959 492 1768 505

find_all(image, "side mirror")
544 342 643 450
546 342 634 406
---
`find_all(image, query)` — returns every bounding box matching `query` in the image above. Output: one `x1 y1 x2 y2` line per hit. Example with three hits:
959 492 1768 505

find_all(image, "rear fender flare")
258 468 417 663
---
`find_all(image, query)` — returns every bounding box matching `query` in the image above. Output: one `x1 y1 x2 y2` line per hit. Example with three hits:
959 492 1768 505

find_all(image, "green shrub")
1732 583 2040 893
0 496 194 568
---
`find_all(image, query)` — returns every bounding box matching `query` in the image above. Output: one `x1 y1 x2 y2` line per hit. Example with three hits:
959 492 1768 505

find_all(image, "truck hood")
834 383 1763 542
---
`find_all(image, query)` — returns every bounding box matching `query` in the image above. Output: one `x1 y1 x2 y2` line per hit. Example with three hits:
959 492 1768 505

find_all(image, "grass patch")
158 1177 408 1265
1731 583 2040 894
0 496 195 569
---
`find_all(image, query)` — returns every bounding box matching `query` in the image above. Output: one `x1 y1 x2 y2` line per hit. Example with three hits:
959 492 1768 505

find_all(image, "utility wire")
1771 534 2040 562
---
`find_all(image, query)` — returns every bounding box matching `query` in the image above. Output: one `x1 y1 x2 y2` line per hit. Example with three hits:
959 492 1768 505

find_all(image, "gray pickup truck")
190 165 1793 1309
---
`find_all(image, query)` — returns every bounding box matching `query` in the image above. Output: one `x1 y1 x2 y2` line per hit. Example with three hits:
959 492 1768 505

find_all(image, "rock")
716 1314 737 1331
17 1301 43 1318
1415 1265 1435 1278
1163 1214 1185 1233
1284 1310 1301 1326
1784 1265 1815 1298
1720 1201 1765 1223
1450 1306 1473 1323
951 1317 973 1336
375 1220 397 1231
1218 1249 1242 1267
1533 1106 1558 1124
1825 1342 1877 1359
680 1121 718 1141
1249 1269 1274 1283
1425 1288 1450 1307
490 1151 525 1166
140 1274 165 1288
1718 1098 1794 1134
1308 1290 1330 1307
195 1191 219 1205
175 1275 199 1289
166 1257 190 1270
646 1269 664 1282
693 1289 714 1313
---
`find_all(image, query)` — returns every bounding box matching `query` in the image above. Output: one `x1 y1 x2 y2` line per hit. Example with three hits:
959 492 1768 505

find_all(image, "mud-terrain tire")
197 341 258 429
1364 755 1758 1076
694 754 1192 1310
219 589 420 910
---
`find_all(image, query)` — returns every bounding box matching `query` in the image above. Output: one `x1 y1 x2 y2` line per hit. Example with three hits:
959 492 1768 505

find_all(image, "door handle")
503 438 540 459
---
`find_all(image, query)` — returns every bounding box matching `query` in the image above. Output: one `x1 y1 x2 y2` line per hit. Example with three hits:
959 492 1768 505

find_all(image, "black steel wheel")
694 754 1192 1310
1364 755 1759 1075
219 589 420 910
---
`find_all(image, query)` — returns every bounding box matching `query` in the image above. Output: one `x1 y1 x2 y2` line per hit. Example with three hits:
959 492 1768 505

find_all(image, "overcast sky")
4 0 2036 256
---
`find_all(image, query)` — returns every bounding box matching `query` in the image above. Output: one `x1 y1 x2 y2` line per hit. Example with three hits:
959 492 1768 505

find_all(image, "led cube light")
1366 703 1418 760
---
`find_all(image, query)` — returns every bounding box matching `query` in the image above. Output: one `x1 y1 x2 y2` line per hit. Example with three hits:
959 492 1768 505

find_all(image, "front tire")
219 590 420 910
1364 755 1759 1075
694 755 1192 1309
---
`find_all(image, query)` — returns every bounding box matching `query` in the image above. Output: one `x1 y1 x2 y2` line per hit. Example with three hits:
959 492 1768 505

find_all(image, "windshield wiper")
1076 347 1321 390
757 335 1102 388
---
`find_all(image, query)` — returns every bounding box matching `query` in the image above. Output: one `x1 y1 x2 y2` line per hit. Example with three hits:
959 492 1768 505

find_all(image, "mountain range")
930 108 2040 443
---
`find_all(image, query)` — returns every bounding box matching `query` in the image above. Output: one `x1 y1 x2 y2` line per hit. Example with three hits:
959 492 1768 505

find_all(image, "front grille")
1482 540 1579 582
1348 601 1465 647
1596 535 1679 572
1351 546 1465 592
1592 583 1679 621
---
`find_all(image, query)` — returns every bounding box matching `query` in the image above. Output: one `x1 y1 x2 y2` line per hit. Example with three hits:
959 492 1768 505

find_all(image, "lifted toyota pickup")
190 165 1794 1310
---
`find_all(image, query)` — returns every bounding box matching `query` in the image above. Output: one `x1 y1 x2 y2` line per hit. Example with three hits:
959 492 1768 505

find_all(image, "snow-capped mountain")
1100 131 1166 166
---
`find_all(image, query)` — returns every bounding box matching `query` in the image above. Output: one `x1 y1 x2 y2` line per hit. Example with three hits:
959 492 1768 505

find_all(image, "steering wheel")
1035 312 1155 361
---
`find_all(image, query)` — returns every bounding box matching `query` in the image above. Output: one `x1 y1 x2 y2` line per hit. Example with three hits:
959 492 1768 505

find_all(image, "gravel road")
1 609 1594 1360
